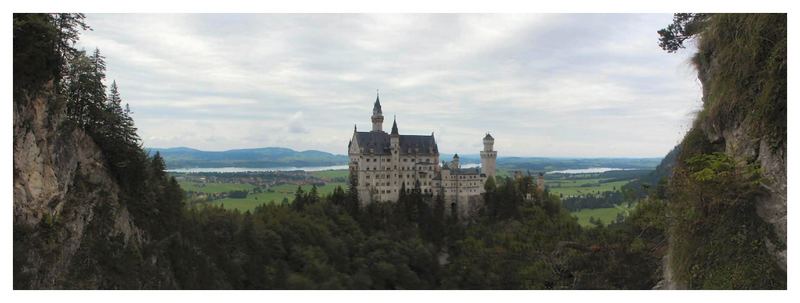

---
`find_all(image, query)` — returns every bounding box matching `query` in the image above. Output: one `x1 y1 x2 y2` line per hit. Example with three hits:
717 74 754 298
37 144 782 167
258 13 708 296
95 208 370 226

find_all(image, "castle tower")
480 133 497 177
451 153 460 169
537 172 545 192
371 93 384 132
390 117 400 152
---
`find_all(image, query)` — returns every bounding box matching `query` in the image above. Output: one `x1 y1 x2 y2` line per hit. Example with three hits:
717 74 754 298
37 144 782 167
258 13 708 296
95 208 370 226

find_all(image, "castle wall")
350 151 439 204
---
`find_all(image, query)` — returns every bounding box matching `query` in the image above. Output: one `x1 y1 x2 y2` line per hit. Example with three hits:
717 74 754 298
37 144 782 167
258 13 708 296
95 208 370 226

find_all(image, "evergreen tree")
292 186 306 211
346 171 360 218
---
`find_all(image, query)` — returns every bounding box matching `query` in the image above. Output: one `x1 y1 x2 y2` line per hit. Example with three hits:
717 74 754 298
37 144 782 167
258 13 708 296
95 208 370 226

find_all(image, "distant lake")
546 167 634 174
167 165 349 173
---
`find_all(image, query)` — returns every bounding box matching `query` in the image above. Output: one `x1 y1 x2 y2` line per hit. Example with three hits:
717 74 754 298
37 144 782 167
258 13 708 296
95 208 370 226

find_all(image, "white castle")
348 94 497 216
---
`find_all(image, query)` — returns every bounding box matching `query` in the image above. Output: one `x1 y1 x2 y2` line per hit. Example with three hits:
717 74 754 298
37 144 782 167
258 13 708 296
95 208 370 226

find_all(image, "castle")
348 94 497 216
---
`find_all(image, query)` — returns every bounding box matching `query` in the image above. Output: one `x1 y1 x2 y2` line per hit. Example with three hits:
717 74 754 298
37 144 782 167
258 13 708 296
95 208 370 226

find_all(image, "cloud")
76 14 701 157
287 111 309 134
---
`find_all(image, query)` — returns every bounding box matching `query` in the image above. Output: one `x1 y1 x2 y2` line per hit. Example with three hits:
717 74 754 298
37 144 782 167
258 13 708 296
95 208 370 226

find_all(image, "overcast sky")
76 14 701 157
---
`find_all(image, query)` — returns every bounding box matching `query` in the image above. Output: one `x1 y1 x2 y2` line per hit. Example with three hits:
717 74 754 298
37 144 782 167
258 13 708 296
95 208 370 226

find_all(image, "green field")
571 204 635 227
546 178 630 197
178 181 256 193
208 182 347 212
309 169 349 180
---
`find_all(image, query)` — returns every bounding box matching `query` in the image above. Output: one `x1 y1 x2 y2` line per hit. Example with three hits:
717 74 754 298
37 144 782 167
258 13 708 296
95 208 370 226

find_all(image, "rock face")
13 83 144 289
696 63 787 272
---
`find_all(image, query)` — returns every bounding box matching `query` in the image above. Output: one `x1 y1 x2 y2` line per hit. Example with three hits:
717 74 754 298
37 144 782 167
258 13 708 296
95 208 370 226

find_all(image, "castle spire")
373 91 382 114
391 115 399 135
371 91 384 132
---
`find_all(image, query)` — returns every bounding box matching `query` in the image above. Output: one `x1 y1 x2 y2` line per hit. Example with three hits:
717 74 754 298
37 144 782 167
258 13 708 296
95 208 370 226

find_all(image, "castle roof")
452 167 481 175
373 93 382 114
354 131 437 155
484 133 494 140
391 117 399 135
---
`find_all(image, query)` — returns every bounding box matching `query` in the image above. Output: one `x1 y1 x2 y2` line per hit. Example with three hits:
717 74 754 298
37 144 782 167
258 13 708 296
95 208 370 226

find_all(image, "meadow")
571 203 636 227
178 181 256 193
546 178 630 197
205 182 347 212
179 169 638 218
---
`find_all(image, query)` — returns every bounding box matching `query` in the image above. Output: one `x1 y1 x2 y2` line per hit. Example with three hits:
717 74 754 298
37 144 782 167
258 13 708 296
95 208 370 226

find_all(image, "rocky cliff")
13 83 149 289
660 14 786 289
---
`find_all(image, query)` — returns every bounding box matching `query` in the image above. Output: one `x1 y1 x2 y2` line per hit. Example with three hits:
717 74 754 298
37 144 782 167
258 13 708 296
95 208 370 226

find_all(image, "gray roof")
373 95 382 114
484 133 494 140
354 131 438 155
391 118 399 135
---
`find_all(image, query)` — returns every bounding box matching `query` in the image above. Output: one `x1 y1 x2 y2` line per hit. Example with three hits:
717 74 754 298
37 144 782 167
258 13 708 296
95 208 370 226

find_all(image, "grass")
571 204 635 227
178 181 256 194
546 178 630 197
208 182 347 212
309 169 349 180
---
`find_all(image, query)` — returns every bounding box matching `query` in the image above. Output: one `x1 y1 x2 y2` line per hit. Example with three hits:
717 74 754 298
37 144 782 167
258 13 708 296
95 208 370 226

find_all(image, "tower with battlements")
480 133 497 177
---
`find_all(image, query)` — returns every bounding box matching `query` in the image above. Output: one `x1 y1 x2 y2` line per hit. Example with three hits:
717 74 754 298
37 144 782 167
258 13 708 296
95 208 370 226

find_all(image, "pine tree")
152 152 167 179
346 171 360 218
307 185 319 205
292 186 306 211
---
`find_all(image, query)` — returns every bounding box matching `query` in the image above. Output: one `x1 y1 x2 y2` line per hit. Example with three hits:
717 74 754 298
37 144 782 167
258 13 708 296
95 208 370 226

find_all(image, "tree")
13 13 89 99
292 186 306 211
307 185 319 206
152 151 167 179
657 13 709 53
430 193 446 247
346 171 360 218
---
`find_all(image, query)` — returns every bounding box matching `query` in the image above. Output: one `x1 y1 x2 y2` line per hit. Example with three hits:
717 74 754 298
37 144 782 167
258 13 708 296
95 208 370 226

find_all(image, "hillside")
147 146 348 169
657 13 786 289
14 14 183 289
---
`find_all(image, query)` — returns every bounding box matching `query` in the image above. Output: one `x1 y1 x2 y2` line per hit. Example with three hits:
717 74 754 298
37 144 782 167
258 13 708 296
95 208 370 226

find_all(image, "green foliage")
692 14 787 151
657 13 787 289
668 152 784 289
657 13 709 53
13 14 88 101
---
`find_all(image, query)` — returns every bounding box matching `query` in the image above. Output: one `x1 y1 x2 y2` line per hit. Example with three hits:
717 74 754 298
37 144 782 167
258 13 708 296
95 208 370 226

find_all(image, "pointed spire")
373 90 382 114
453 153 459 159
354 124 357 132
391 115 399 135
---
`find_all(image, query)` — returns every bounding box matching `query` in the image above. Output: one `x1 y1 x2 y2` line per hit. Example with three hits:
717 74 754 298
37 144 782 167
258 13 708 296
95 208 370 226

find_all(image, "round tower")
371 93 384 132
480 133 497 177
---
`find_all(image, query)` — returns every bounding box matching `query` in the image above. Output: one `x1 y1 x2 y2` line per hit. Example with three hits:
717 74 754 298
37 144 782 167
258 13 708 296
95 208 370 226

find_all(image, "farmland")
546 178 631 198
175 169 348 212
210 182 347 212
571 203 636 227
176 168 647 218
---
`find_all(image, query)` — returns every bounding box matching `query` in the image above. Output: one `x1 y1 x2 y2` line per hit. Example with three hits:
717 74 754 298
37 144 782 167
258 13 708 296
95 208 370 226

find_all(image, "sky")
76 14 702 157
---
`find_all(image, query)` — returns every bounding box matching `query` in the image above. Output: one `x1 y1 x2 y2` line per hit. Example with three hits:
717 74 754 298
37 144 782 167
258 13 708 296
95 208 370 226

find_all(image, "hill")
146 146 349 169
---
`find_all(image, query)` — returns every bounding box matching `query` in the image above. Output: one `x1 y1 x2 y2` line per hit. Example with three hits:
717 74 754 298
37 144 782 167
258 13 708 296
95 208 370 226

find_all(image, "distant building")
537 172 545 192
348 94 497 217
